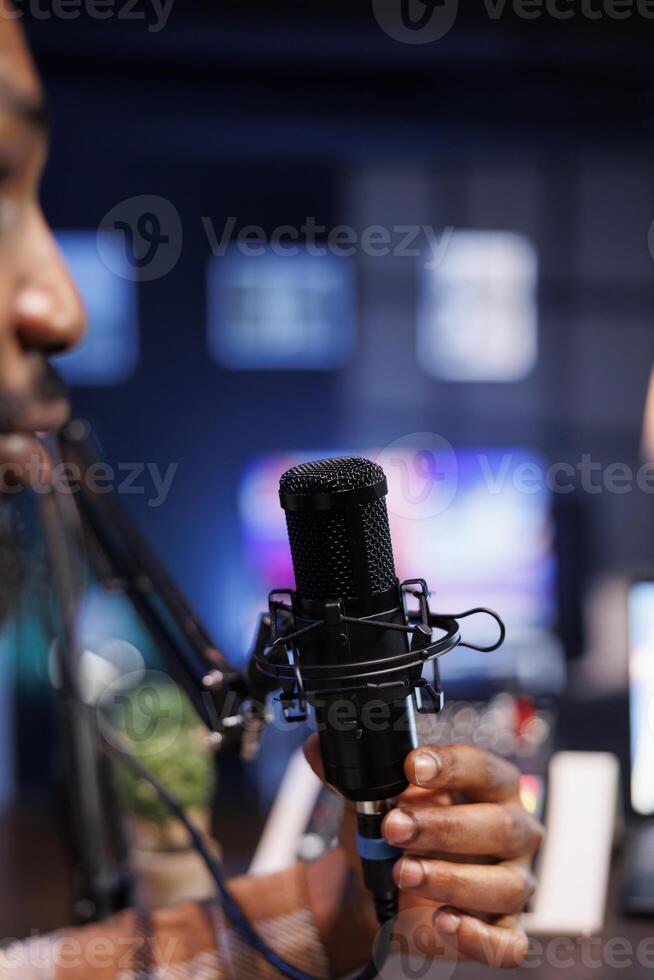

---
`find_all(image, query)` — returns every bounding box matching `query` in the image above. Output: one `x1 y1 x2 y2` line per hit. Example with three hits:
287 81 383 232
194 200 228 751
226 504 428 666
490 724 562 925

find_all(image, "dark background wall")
0 0 649 908
15 0 654 674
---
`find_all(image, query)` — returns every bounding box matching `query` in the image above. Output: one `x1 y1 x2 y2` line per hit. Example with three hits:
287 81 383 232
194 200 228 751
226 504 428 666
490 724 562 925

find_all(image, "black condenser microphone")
254 454 506 924
280 456 414 804
279 457 414 919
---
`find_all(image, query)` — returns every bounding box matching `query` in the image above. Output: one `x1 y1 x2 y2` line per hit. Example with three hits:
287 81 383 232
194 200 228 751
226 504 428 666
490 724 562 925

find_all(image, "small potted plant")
111 677 219 909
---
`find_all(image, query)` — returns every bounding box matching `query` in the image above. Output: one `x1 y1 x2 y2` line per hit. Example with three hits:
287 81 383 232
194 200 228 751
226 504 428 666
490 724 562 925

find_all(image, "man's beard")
0 504 26 629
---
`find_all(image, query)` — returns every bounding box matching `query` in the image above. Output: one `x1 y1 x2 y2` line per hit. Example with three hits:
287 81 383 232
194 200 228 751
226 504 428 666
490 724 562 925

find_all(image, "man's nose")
13 211 86 355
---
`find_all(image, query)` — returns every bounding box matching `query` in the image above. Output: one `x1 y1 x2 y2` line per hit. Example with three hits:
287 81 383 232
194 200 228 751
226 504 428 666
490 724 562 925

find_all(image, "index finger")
405 744 520 802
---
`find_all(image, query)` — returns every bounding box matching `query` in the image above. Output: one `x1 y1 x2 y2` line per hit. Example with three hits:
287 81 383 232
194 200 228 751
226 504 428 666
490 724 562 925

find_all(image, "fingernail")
433 910 461 935
414 749 441 787
399 858 424 889
384 809 418 845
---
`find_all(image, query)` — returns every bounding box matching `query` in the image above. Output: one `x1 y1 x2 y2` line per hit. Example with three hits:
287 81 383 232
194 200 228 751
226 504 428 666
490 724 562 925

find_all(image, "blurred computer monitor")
621 579 654 916
53 231 139 385
238 447 564 696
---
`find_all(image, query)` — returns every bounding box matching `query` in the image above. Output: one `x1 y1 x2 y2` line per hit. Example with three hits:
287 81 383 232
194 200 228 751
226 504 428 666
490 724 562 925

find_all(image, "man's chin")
0 433 52 490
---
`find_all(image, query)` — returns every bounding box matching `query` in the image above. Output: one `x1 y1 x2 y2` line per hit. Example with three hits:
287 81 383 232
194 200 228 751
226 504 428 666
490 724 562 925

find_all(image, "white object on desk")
249 749 323 875
523 750 620 937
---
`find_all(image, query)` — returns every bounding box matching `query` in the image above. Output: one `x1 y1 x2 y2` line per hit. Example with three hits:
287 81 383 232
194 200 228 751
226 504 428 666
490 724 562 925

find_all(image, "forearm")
304 846 377 978
0 848 376 980
229 846 376 978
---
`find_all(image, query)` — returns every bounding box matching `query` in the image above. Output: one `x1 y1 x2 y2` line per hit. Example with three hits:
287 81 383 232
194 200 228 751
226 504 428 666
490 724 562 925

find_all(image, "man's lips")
0 395 71 434
0 364 70 488
0 361 71 435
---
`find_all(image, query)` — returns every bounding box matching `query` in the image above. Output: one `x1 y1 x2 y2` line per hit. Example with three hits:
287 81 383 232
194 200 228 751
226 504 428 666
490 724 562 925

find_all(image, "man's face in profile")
0 10 85 476
0 10 85 620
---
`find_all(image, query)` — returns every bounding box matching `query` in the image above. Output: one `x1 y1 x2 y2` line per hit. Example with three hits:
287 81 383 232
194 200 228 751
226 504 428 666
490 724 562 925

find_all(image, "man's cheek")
0 343 41 418
0 296 11 349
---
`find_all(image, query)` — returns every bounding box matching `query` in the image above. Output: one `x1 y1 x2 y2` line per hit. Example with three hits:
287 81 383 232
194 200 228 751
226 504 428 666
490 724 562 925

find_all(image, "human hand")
305 737 543 971
380 743 544 968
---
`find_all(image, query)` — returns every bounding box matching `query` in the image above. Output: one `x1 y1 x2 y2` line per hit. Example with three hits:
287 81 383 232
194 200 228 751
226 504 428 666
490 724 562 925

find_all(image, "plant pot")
127 810 221 909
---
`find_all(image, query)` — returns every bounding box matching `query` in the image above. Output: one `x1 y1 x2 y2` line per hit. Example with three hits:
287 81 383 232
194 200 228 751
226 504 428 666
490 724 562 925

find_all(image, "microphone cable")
34 432 391 980
103 729 389 980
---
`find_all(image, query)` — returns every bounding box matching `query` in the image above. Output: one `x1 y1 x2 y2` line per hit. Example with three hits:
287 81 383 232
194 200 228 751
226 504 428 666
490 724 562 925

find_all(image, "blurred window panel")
207 246 356 369
418 231 538 382
628 580 654 816
54 231 139 385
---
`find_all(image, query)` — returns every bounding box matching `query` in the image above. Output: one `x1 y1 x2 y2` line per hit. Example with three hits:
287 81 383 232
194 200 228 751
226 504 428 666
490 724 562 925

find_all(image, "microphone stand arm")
57 423 250 750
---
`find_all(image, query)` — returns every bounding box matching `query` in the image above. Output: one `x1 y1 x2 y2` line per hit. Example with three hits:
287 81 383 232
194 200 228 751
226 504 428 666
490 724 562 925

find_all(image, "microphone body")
258 455 505 921
290 579 415 804
279 456 418 919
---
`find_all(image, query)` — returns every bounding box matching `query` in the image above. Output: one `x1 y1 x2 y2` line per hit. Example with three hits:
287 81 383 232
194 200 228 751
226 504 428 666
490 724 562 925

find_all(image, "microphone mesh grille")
279 456 384 496
279 456 396 601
